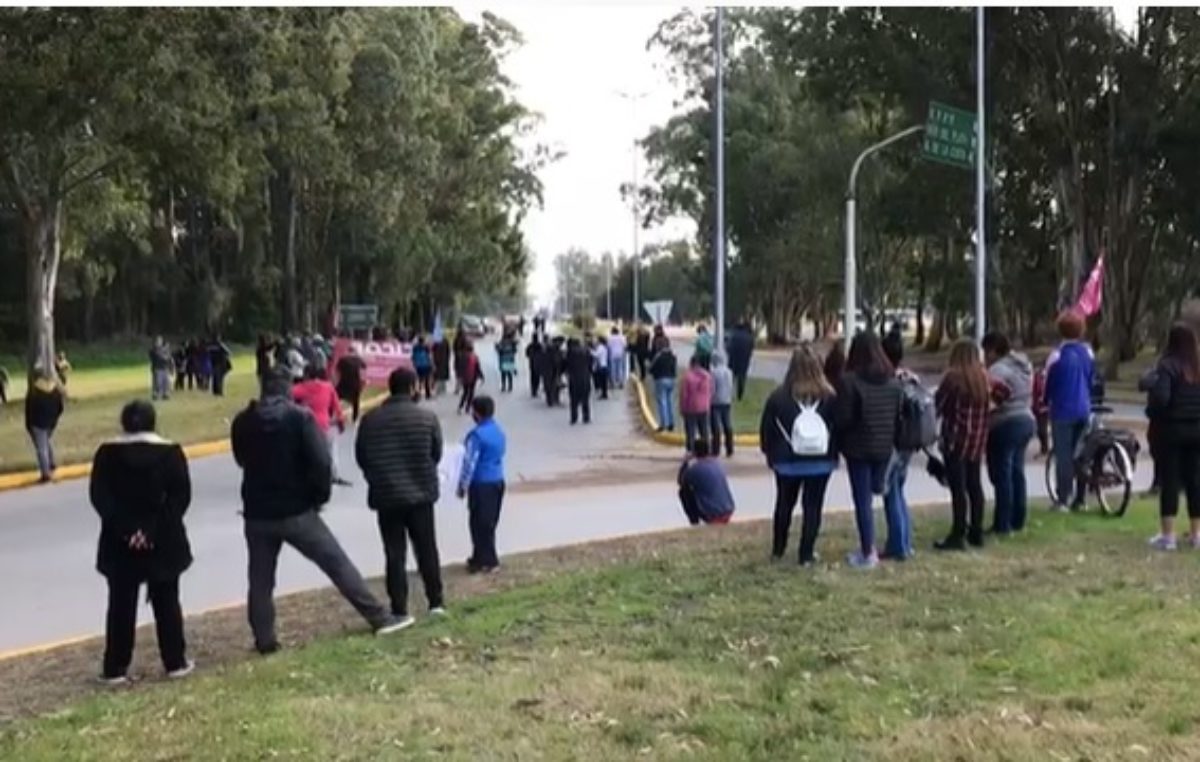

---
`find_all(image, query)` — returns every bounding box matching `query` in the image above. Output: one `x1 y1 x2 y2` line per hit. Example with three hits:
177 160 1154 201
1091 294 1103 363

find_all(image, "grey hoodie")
711 353 735 406
988 352 1035 428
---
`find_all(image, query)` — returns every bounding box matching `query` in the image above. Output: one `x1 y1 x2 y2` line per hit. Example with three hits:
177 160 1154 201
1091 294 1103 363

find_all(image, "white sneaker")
1148 534 1178 551
167 660 195 680
429 607 447 617
98 674 128 687
376 615 416 635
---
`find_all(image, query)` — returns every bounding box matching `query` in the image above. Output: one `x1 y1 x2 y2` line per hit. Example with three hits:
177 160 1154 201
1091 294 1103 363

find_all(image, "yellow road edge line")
630 375 760 448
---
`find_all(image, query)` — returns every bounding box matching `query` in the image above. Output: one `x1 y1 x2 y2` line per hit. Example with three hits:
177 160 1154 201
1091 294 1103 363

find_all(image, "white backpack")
778 401 829 456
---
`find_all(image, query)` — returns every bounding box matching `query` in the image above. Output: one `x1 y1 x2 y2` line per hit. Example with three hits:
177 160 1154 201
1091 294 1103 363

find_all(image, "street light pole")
844 125 924 337
713 6 727 352
975 6 987 341
616 89 649 323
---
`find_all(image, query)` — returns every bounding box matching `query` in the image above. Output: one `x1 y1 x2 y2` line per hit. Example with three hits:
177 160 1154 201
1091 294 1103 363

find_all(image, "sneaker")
255 641 281 656
98 674 129 686
167 660 195 680
845 550 879 569
1148 534 1178 551
933 536 967 552
1049 503 1069 514
429 606 447 617
376 615 416 635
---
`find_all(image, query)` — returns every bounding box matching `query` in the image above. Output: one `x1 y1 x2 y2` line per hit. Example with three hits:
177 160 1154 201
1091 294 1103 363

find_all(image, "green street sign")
921 101 976 170
338 304 378 331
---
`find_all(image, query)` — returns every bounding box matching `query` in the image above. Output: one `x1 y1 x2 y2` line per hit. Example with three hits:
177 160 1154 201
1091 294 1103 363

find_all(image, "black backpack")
895 376 937 451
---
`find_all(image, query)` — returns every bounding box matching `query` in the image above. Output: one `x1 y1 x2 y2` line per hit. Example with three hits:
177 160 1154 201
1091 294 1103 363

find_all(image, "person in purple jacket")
1044 310 1095 511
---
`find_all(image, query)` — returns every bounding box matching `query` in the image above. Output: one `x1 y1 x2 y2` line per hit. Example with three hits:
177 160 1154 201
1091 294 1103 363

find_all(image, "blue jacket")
1045 342 1094 422
677 457 735 521
459 418 506 489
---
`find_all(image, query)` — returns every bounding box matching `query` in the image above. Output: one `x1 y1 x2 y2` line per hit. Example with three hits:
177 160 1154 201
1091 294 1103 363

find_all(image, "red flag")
1074 255 1105 317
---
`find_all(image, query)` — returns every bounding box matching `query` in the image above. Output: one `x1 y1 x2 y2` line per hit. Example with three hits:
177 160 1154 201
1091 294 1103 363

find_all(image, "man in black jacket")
232 369 407 653
355 368 445 618
727 322 755 401
565 338 593 425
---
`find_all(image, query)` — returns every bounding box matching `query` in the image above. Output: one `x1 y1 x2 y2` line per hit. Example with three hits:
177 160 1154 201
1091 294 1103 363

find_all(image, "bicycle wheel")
1044 450 1060 506
1094 442 1133 517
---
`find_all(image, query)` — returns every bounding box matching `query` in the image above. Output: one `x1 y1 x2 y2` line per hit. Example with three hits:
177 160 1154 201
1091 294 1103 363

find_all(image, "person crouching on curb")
677 439 735 526
458 395 507 573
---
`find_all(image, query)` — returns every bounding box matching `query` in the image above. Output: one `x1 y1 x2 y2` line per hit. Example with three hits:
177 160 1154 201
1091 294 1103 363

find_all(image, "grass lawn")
4 501 1199 760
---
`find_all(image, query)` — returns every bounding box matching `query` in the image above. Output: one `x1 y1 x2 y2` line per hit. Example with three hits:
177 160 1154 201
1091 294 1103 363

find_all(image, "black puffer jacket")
89 434 192 581
1149 357 1200 443
355 396 443 509
231 396 331 520
759 386 837 467
835 372 901 462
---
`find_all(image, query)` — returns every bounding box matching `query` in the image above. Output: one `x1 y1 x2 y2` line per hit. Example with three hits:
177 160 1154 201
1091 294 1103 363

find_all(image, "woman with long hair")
760 344 838 565
834 332 901 569
1147 323 1200 550
934 339 1011 550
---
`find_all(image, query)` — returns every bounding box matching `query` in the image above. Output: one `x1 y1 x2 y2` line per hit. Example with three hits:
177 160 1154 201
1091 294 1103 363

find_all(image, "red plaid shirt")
935 376 1012 460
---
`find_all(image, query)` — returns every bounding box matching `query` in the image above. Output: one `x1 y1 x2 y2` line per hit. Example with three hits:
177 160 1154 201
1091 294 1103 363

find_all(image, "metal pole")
714 6 727 352
844 124 924 337
606 254 612 320
632 138 640 323
975 6 987 341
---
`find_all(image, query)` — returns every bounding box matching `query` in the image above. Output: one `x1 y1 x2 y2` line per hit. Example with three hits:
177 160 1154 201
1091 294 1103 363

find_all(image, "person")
55 350 72 388
982 331 1036 535
526 334 544 399
457 341 484 414
1146 324 1200 550
25 371 65 483
432 335 451 396
649 338 678 432
172 341 189 392
255 334 273 380
89 400 193 684
356 368 447 617
823 339 846 389
453 328 470 395
232 369 408 654
1045 310 1095 511
193 340 212 391
517 315 526 338
834 332 901 569
496 332 518 394
208 335 232 397
880 331 917 560
608 326 627 389
677 439 735 526
542 336 565 407
149 336 173 401
590 336 609 400
457 395 507 573
1032 365 1050 457
412 335 434 399
760 345 837 564
293 365 350 487
634 325 651 380
710 352 735 457
335 346 367 422
934 339 1011 551
286 338 306 382
680 355 713 451
727 321 755 401
0 365 8 405
1140 363 1164 495
565 337 593 425
695 324 714 369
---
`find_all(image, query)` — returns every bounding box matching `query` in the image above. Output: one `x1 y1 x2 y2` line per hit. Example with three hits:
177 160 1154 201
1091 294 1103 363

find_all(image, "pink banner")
330 338 413 389
1073 254 1105 318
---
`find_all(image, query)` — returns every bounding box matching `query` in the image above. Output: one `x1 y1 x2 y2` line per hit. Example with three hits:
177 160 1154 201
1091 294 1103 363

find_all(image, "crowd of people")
149 335 234 400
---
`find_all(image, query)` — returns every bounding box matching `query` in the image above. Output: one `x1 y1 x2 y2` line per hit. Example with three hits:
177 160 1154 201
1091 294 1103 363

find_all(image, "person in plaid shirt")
934 339 1012 551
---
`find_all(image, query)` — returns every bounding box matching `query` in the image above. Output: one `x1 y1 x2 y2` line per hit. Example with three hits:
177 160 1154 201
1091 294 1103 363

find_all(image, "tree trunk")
915 253 927 346
270 163 298 332
24 199 63 380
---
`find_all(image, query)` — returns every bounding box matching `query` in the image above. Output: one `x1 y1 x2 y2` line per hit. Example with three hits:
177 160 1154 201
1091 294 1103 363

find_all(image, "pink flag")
1074 254 1105 317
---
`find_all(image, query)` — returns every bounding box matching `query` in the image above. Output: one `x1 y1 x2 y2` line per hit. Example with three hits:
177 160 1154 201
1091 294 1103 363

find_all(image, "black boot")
933 535 966 552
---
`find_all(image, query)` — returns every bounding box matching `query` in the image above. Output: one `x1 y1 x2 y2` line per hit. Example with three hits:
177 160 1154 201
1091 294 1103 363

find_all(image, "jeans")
244 512 390 649
883 451 914 559
458 381 477 413
654 378 676 430
710 404 733 456
945 451 985 541
28 427 55 478
211 369 227 397
683 414 710 451
468 482 505 568
593 369 609 399
771 472 831 562
324 427 341 482
1052 419 1088 506
610 357 627 387
569 384 591 424
735 372 748 401
377 504 444 615
986 416 1035 532
103 575 187 678
846 458 888 556
152 368 171 400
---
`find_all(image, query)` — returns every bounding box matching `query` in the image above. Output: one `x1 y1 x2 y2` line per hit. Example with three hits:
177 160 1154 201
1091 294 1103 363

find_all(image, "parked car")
459 314 486 337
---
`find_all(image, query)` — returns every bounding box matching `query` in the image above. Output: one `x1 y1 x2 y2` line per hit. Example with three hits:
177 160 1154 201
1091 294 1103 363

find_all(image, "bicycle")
1044 404 1139 517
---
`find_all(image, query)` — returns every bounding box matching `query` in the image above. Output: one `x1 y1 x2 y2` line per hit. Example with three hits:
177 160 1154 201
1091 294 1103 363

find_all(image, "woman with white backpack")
760 345 838 565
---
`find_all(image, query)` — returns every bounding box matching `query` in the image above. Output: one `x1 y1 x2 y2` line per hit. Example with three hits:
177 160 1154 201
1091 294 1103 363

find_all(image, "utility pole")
974 6 987 341
616 89 649 323
713 6 727 351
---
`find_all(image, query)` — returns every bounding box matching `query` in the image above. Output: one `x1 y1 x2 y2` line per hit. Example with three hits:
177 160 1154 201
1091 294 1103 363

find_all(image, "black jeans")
458 381 477 413
529 364 541 398
710 404 733 456
468 482 506 569
377 504 444 615
1159 437 1200 519
103 575 187 678
245 512 390 650
500 370 514 393
683 414 710 452
212 369 227 397
771 472 831 562
569 385 591 424
593 369 609 399
944 451 985 541
735 372 747 401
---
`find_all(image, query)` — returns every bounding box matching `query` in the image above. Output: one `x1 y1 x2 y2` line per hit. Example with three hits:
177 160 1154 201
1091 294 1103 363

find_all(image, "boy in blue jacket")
458 395 507 573
1045 310 1095 511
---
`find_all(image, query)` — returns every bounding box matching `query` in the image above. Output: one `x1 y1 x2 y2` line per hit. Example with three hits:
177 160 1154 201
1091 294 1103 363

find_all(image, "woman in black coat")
90 400 193 684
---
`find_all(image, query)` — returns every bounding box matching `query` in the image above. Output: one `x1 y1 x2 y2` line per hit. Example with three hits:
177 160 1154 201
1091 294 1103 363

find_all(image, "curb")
0 393 388 495
629 376 760 448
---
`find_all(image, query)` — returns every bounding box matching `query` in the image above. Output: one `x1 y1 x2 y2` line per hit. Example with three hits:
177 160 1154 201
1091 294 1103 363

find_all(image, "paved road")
0 335 1153 655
